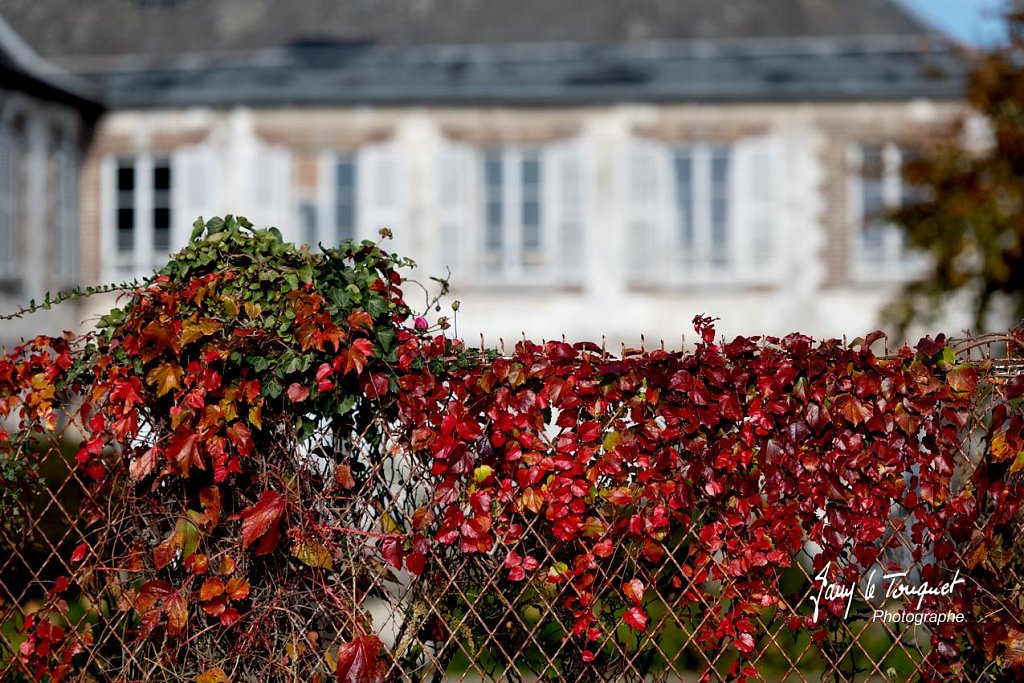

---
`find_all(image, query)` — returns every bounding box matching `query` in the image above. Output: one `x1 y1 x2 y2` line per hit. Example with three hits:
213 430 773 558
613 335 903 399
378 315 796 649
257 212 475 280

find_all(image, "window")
312 144 398 250
0 121 20 284
628 137 778 286
105 155 174 278
439 141 583 284
849 142 925 278
482 147 545 271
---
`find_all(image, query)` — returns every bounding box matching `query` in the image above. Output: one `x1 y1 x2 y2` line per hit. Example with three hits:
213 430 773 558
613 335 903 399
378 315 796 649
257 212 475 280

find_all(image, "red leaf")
70 543 88 564
380 535 405 570
623 606 648 632
736 632 756 654
238 491 286 555
287 383 310 403
129 446 159 482
219 608 241 628
336 635 386 683
166 429 203 476
593 539 614 558
406 551 427 576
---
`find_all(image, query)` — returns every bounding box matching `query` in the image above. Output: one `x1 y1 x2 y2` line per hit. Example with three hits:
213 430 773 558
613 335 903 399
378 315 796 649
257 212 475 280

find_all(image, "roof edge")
0 15 101 104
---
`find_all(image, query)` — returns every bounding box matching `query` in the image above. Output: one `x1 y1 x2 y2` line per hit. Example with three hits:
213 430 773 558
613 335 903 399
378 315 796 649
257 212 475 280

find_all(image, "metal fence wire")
1 332 1022 682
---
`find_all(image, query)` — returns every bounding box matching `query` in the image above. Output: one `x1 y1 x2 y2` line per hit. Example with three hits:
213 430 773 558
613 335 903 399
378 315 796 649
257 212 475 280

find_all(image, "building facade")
0 17 101 346
0 0 971 345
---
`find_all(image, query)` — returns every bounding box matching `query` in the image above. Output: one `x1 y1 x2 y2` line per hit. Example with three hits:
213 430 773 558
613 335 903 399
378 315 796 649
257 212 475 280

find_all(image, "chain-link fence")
1 332 1022 682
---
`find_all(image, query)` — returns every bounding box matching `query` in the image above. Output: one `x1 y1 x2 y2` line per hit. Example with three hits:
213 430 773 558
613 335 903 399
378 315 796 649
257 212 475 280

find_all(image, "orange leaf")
341 338 374 375
623 579 645 605
154 527 183 571
164 592 188 637
522 487 543 514
225 577 250 601
199 578 225 601
948 364 979 393
219 555 237 575
335 464 356 489
196 667 228 683
146 362 183 397
347 310 374 332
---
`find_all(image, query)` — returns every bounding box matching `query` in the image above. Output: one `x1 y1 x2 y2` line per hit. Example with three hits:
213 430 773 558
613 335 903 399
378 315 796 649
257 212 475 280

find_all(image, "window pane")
117 209 134 252
117 162 135 253
860 145 886 261
521 152 542 254
117 166 135 191
300 202 318 246
673 151 694 257
484 150 503 251
710 149 730 265
153 161 171 252
335 156 357 243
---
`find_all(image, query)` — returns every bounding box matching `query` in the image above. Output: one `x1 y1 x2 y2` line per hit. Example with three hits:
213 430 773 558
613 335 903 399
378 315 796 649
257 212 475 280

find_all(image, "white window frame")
100 153 174 281
848 142 928 282
314 141 401 251
627 136 781 287
438 139 584 286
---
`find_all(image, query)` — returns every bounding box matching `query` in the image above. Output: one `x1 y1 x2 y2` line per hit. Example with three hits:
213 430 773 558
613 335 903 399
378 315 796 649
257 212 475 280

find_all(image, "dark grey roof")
0 0 967 107
0 16 101 115
79 36 968 108
0 0 937 59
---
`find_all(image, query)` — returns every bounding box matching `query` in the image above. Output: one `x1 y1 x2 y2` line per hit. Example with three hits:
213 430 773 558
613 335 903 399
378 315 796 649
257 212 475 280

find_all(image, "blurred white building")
0 17 101 344
0 0 971 346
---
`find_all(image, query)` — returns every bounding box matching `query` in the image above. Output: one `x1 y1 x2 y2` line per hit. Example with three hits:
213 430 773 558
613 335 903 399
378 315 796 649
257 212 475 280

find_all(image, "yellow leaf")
992 430 1015 462
248 405 262 430
379 512 403 534
292 539 334 570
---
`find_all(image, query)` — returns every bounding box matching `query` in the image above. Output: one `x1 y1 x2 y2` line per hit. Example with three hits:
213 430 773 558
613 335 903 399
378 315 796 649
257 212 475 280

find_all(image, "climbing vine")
2 216 1023 682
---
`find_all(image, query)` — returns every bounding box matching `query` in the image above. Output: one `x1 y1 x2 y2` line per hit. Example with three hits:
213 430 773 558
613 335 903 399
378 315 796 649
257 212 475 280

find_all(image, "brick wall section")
813 102 963 289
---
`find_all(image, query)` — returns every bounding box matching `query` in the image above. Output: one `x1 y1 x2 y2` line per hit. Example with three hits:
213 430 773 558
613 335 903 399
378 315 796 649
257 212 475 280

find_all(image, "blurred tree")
890 11 1024 333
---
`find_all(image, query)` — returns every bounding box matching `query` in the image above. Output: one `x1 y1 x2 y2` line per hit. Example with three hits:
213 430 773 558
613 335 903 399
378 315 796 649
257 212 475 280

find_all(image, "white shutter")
626 140 667 281
545 141 584 282
55 142 78 286
437 143 473 278
250 143 293 239
357 142 403 249
732 135 779 281
172 143 214 248
0 125 18 279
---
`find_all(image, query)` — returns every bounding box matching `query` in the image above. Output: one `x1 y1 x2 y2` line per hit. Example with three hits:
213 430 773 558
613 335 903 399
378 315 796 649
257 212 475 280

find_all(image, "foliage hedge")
2 217 1024 681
